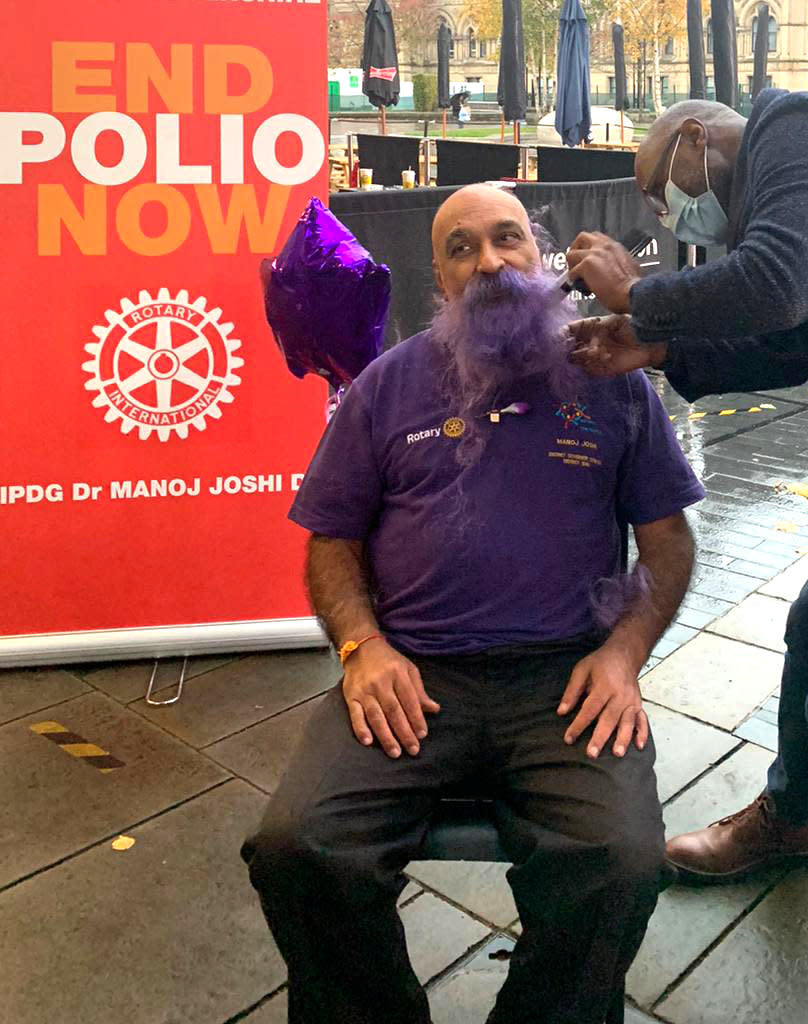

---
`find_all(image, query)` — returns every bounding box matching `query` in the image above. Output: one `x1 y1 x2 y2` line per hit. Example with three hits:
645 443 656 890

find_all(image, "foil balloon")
261 197 391 390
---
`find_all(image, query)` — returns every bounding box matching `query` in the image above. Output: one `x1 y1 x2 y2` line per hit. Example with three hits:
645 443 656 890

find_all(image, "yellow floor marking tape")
670 404 777 423
30 720 124 772
778 482 808 501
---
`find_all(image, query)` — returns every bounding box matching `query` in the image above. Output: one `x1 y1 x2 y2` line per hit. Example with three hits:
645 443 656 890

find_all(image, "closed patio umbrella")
752 3 770 100
497 0 528 142
687 0 707 99
437 21 451 137
361 0 400 133
555 0 591 147
710 0 737 108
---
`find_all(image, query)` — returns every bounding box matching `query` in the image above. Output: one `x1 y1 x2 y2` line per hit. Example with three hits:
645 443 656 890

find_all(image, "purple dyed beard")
430 265 584 465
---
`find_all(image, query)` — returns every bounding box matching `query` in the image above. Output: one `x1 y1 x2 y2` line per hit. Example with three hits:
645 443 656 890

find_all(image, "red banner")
0 0 327 644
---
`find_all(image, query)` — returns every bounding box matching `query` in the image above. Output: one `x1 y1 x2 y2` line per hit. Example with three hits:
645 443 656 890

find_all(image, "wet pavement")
3 373 808 1024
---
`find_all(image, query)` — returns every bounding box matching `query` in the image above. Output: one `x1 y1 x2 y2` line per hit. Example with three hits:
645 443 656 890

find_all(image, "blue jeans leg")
766 578 808 825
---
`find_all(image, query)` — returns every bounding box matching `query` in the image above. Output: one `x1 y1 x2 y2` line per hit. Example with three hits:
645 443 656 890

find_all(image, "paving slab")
205 695 325 794
0 781 285 1024
662 743 774 840
242 990 288 1023
0 691 228 887
666 393 801 447
687 564 763 604
625 1008 658 1024
399 891 491 985
405 860 518 929
626 865 784 1009
0 667 89 725
675 605 721 630
678 591 735 619
645 703 739 804
726 558 780 580
758 553 808 601
750 384 808 405
76 655 242 703
640 633 783 731
428 933 514 1024
656 867 808 1024
132 651 340 748
706 592 790 653
734 714 779 752
652 623 698 660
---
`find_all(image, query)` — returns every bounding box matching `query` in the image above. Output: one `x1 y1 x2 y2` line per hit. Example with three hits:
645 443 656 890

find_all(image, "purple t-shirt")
290 331 704 654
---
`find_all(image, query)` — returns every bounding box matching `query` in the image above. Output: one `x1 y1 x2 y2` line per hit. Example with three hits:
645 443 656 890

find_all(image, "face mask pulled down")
660 133 730 247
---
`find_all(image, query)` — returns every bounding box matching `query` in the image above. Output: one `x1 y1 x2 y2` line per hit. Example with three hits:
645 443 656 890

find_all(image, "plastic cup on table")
401 169 416 189
359 168 373 188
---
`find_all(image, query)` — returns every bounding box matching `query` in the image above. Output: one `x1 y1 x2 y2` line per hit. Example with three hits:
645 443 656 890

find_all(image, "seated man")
242 184 704 1024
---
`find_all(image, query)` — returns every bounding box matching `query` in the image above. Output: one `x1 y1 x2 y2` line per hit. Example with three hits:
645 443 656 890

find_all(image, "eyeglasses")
641 132 680 218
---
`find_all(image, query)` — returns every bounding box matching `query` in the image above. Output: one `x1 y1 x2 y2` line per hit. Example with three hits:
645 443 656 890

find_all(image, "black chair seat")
419 796 508 862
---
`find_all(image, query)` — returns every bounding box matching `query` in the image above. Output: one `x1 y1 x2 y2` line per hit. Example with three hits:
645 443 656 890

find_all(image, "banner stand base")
0 617 327 669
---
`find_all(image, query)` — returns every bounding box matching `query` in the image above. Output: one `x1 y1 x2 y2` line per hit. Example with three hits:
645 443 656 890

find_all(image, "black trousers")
242 645 665 1024
767 579 808 824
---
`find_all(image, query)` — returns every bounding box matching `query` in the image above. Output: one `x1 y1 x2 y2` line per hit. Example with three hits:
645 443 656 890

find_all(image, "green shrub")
412 73 437 113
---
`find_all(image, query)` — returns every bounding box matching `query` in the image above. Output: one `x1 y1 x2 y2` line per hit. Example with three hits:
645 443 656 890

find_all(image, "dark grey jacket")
629 89 808 402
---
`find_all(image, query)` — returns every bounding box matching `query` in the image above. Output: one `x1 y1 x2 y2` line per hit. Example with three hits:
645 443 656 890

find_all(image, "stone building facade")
331 0 807 105
590 0 808 104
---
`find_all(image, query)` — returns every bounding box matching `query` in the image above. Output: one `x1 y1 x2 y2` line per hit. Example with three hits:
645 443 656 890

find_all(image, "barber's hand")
569 315 668 378
343 639 441 758
566 232 642 314
557 646 648 759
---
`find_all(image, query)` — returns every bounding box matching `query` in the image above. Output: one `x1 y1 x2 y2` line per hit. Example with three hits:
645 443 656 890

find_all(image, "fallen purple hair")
590 563 655 632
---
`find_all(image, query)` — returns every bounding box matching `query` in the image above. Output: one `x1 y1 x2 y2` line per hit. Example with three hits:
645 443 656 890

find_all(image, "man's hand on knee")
556 647 648 759
342 640 441 758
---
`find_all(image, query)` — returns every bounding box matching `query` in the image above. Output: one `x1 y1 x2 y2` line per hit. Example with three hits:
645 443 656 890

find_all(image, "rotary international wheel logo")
442 416 466 439
83 288 244 441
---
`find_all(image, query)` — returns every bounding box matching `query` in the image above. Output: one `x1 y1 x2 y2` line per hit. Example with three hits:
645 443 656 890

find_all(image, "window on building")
448 34 455 58
752 15 778 53
468 28 476 58
707 17 713 54
664 36 674 56
661 75 670 95
608 76 615 94
479 39 487 58
748 73 774 90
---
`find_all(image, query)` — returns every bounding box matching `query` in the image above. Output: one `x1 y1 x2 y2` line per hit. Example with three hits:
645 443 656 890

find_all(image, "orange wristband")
338 632 383 665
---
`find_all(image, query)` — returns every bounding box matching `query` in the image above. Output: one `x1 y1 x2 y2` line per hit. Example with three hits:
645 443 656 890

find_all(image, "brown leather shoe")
666 794 808 882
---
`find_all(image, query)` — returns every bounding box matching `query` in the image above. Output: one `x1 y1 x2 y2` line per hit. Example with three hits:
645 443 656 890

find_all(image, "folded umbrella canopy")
437 22 451 109
752 3 770 100
687 0 707 99
711 0 737 108
555 0 591 147
612 21 628 111
361 0 400 109
497 0 528 124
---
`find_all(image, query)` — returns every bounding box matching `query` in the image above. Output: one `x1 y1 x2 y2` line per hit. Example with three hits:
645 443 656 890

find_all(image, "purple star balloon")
261 197 391 390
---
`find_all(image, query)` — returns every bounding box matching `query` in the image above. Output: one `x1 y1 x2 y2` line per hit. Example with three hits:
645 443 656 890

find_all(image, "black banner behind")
357 134 422 187
436 140 520 186
330 179 677 347
537 145 635 182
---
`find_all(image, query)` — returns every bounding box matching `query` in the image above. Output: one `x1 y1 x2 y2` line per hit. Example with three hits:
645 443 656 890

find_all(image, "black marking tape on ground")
30 721 125 772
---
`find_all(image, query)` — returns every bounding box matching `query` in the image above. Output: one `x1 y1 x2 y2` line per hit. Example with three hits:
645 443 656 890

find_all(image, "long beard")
430 266 584 465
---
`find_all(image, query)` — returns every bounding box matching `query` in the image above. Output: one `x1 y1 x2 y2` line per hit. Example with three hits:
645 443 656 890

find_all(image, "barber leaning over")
566 88 808 881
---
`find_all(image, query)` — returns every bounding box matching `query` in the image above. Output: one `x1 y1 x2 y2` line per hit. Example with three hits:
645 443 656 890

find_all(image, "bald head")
431 184 540 300
636 100 746 212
